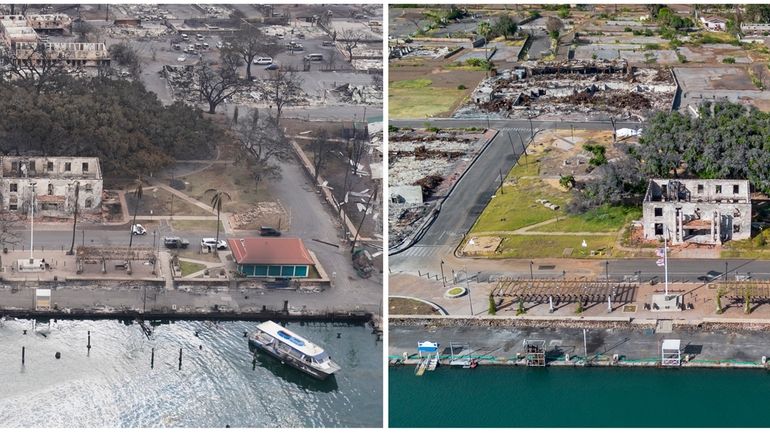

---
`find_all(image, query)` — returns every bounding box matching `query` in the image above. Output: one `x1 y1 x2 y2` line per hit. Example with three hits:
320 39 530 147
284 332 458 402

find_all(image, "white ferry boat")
248 321 341 380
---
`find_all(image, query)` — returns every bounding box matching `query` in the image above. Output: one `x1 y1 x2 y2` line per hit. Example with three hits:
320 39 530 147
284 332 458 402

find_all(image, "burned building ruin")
642 179 751 245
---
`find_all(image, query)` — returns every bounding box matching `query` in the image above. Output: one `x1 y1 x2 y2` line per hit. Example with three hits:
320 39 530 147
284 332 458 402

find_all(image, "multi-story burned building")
13 42 110 68
0 157 103 218
642 179 751 245
0 15 36 47
25 14 72 35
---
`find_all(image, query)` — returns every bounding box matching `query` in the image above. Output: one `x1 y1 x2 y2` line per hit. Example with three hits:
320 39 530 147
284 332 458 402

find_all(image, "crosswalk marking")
398 245 449 258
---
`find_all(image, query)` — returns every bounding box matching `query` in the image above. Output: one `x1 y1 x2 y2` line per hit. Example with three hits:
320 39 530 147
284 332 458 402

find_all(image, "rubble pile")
163 65 198 103
414 174 444 199
553 90 653 110
388 204 431 248
389 129 488 248
332 83 383 105
459 61 676 121
230 202 286 229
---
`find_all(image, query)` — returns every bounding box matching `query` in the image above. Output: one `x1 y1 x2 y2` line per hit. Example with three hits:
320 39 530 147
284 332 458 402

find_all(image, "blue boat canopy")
418 341 439 352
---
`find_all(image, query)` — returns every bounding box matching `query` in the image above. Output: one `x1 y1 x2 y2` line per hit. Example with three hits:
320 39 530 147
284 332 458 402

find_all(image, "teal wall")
237 264 309 278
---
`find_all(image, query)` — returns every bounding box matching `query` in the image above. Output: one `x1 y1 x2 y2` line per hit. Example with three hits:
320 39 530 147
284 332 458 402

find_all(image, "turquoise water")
390 366 770 427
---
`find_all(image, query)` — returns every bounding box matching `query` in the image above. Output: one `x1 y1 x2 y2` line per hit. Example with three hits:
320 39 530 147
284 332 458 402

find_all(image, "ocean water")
389 365 770 428
0 318 382 428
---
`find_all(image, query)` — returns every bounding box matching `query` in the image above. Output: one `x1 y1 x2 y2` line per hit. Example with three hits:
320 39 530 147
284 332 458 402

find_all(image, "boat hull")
249 338 335 380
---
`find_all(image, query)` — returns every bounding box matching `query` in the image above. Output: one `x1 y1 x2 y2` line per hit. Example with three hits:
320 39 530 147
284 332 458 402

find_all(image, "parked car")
259 226 281 237
196 33 204 40
177 56 186 62
201 238 228 250
297 33 305 39
215 41 223 49
322 40 335 46
265 63 279 70
253 57 273 65
132 224 147 235
164 236 190 249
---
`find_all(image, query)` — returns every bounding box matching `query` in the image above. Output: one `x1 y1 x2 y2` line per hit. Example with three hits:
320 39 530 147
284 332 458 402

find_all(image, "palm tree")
477 21 491 40
128 179 143 249
206 189 231 254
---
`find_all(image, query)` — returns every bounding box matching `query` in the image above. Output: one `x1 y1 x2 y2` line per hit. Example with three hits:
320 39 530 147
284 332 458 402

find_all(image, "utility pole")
68 182 80 256
440 260 446 287
351 188 377 253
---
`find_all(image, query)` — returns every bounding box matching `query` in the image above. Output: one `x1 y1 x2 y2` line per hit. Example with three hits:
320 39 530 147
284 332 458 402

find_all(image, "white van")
304 53 323 61
253 57 273 65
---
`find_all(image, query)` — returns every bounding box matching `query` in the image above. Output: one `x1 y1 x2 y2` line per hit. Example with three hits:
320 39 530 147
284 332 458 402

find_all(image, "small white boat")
248 321 341 380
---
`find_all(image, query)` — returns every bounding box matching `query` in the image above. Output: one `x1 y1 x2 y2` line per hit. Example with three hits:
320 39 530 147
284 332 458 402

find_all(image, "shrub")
723 57 736 64
457 84 467 90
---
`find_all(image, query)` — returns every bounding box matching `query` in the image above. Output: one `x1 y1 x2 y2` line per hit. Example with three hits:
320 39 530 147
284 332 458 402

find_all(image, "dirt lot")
124 184 212 217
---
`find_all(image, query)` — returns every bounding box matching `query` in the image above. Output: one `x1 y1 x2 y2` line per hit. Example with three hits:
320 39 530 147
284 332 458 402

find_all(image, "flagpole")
663 226 671 296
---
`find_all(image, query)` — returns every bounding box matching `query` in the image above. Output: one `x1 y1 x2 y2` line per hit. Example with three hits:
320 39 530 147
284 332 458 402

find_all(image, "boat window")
312 352 330 363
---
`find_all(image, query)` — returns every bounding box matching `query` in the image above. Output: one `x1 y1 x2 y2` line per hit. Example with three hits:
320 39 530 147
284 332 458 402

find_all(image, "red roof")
227 237 314 265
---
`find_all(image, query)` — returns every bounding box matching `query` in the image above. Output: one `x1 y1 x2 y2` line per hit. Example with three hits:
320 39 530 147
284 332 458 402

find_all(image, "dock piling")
178 348 182 370
21 346 25 365
151 347 155 369
87 330 92 351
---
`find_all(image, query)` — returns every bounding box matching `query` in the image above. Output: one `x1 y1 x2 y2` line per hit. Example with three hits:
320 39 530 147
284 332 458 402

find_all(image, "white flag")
656 258 665 267
656 248 665 258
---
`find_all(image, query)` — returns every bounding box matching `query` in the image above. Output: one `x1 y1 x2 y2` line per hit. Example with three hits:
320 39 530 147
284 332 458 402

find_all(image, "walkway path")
471 217 619 237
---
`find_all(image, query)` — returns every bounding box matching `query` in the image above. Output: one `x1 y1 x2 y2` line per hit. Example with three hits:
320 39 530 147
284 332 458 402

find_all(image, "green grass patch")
179 260 206 277
389 79 466 118
538 205 641 233
495 234 617 258
721 228 770 259
469 159 571 233
693 31 740 46
390 79 432 89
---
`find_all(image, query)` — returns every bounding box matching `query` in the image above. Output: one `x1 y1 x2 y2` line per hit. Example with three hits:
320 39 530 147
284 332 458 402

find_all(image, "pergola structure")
75 246 156 275
709 281 770 300
708 281 770 312
492 277 637 311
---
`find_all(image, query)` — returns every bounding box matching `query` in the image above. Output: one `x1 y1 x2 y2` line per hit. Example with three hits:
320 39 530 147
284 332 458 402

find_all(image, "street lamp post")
29 181 36 260
464 266 473 316
440 260 446 287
